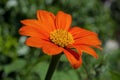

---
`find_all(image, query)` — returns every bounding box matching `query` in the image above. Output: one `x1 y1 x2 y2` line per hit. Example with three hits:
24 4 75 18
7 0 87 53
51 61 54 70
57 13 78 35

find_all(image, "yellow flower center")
50 29 74 47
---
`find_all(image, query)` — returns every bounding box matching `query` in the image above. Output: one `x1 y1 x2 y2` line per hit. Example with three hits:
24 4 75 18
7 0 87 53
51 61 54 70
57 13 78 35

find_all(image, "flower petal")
19 26 49 39
21 19 50 34
69 27 97 39
56 11 72 30
26 37 63 55
42 42 63 55
21 19 40 26
37 10 55 32
63 49 82 69
25 37 46 48
92 45 102 50
65 48 80 60
74 45 98 59
73 33 101 47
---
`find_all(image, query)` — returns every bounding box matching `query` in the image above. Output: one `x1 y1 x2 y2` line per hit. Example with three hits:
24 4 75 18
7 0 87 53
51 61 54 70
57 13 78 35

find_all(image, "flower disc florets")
50 29 74 47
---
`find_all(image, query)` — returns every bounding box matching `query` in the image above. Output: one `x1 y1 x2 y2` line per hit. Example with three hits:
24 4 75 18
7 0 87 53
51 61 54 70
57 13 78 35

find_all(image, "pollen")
50 29 74 47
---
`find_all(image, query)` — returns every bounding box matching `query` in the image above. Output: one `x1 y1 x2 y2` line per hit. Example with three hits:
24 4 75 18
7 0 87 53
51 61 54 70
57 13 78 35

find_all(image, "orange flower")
19 10 102 69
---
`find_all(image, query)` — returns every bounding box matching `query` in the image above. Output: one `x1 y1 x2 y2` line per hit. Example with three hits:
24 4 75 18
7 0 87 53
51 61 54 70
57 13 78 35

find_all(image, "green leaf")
110 70 120 80
53 69 79 80
4 59 26 74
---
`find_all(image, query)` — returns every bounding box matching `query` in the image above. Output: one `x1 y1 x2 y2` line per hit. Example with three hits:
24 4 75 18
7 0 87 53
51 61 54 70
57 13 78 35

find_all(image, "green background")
0 0 120 80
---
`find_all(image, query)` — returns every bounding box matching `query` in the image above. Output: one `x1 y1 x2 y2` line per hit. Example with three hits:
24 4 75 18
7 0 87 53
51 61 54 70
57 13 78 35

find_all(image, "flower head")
19 10 102 69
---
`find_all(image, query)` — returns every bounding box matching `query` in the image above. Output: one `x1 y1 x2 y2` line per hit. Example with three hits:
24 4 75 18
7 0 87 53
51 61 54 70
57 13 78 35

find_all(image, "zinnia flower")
19 10 102 69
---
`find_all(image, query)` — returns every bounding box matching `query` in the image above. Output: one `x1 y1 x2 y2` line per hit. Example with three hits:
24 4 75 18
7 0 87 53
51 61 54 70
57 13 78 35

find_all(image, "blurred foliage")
0 0 120 80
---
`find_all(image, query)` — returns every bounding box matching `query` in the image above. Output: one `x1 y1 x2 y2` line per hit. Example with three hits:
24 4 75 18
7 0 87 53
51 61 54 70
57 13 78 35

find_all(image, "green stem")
45 54 62 80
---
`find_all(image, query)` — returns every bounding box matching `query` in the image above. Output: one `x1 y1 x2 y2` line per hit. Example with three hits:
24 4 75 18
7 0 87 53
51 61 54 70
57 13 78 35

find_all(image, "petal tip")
72 64 81 69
